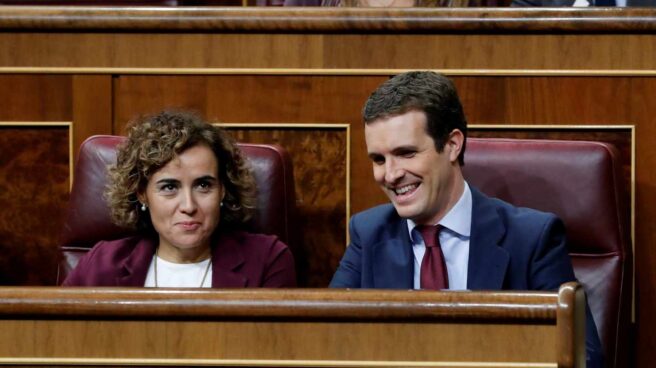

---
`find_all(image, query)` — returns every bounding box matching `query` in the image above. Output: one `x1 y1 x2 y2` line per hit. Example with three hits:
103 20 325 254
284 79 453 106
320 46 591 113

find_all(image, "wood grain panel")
72 75 113 159
0 287 586 366
0 126 69 285
454 76 637 125
226 127 347 287
1 7 655 33
0 75 71 121
0 320 556 363
113 75 384 128
3 33 656 70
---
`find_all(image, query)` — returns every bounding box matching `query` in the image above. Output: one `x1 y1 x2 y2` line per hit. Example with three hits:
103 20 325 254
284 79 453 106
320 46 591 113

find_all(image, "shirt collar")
407 181 472 241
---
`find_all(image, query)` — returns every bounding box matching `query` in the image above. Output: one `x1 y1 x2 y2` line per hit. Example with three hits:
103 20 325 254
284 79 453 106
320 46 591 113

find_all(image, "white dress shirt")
407 181 472 290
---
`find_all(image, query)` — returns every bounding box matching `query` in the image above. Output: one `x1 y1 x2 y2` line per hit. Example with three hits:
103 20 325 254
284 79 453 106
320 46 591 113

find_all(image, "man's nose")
384 159 404 184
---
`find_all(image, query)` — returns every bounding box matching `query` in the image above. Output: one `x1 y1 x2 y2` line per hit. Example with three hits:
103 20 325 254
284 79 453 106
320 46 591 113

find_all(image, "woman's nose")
179 189 198 213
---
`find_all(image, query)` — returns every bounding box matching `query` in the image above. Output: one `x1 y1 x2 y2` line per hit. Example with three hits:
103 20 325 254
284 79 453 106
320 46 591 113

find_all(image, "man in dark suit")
330 71 603 367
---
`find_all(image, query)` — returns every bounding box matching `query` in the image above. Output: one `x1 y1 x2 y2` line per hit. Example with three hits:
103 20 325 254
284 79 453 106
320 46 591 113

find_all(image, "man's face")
365 110 463 225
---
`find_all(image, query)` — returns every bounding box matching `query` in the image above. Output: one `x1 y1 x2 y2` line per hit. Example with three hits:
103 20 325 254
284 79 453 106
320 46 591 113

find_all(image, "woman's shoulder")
85 236 149 260
219 230 286 251
62 236 153 286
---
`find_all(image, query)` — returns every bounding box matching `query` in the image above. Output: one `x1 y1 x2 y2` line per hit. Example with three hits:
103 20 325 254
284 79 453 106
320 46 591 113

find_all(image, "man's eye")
401 151 416 158
371 156 385 165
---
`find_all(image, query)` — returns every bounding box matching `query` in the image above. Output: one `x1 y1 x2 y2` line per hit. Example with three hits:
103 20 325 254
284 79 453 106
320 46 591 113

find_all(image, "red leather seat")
59 135 298 283
463 138 631 368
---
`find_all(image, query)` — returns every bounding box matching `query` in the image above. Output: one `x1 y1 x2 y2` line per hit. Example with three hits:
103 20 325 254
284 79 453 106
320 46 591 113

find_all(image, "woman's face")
139 144 224 262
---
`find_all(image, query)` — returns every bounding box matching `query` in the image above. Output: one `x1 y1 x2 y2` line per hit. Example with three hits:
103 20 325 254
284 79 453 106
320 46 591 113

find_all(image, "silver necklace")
154 248 212 288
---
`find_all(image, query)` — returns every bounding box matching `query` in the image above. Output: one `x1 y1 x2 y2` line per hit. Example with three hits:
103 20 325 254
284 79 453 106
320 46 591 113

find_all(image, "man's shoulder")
349 203 408 244
351 203 400 227
471 187 561 233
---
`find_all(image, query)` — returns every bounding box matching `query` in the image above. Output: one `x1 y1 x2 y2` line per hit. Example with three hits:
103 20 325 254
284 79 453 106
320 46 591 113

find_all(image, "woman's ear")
136 191 147 207
220 184 226 203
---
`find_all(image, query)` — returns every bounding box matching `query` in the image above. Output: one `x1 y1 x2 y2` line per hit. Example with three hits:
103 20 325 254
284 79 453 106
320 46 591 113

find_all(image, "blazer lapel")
211 232 247 287
467 188 510 290
117 237 157 286
371 217 414 289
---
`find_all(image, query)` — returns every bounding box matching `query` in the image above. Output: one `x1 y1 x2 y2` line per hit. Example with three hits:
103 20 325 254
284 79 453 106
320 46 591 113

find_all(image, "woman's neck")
156 241 212 264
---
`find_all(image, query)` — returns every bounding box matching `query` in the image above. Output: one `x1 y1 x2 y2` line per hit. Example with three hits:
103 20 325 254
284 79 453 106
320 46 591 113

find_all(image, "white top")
407 181 472 290
144 256 212 288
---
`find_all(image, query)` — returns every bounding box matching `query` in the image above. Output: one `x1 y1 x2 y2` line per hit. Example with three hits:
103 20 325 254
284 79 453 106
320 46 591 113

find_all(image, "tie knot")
418 225 441 248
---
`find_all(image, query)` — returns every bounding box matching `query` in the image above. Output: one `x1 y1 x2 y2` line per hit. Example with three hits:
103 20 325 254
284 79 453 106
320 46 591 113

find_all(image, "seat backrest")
463 138 631 368
59 135 297 283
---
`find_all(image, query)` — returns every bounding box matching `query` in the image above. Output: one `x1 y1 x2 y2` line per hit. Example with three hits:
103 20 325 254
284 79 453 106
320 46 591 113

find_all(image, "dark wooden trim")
0 287 558 321
556 282 586 368
1 6 656 33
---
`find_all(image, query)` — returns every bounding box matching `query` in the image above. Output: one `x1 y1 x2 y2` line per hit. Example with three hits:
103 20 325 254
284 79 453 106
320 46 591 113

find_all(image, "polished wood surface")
3 33 656 70
0 284 584 367
0 6 655 32
0 126 68 285
0 6 650 366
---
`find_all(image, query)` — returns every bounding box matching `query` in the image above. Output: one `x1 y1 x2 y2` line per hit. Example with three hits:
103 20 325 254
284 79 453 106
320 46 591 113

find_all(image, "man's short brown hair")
362 71 467 165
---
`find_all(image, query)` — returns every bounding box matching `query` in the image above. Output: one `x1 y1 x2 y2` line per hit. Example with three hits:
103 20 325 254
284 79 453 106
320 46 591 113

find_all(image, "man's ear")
446 129 464 163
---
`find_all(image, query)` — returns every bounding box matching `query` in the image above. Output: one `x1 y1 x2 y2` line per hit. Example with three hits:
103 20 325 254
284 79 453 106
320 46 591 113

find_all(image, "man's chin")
391 203 418 220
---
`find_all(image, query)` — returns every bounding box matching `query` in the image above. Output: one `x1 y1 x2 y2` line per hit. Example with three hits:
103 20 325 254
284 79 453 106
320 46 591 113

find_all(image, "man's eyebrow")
391 145 418 154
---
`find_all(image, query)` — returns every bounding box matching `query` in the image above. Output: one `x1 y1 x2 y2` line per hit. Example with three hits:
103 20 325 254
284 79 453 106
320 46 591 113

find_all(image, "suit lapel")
211 232 247 287
372 217 414 289
467 188 510 290
117 237 157 286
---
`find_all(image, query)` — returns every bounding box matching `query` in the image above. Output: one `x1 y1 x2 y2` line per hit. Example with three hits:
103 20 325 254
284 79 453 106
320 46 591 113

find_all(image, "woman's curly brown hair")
105 110 256 233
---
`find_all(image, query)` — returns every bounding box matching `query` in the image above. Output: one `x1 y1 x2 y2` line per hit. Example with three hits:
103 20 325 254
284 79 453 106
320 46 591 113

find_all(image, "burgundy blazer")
63 231 296 288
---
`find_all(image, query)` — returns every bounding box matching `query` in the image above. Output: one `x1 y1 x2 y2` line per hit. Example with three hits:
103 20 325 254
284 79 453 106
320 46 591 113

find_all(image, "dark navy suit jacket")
330 187 603 367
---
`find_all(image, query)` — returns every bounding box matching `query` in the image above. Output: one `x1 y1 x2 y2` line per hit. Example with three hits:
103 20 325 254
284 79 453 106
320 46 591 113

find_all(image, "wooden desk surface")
0 284 585 367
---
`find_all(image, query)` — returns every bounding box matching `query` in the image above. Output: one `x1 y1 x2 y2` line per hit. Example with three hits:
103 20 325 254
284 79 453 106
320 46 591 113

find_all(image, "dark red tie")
418 225 449 290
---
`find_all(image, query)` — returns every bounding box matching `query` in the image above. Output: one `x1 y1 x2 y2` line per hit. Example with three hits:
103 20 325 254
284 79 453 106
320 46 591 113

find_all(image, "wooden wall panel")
0 126 69 285
113 75 385 128
0 75 73 286
226 127 348 287
72 75 113 159
3 33 656 70
0 75 71 121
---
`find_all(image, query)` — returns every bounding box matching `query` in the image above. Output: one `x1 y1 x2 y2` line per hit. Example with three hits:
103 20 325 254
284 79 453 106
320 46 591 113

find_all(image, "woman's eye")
161 184 177 192
197 181 213 192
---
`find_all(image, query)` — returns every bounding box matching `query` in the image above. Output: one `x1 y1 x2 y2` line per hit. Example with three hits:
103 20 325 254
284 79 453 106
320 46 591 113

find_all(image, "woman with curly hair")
64 111 296 288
